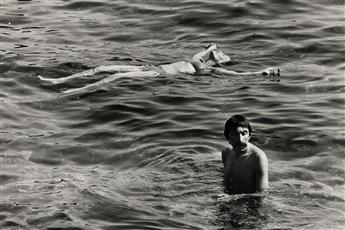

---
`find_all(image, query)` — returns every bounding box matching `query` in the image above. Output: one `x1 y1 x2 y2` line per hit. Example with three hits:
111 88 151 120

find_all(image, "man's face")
228 126 251 154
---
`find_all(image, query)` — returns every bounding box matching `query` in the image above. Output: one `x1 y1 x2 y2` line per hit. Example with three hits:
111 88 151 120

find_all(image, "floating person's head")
210 49 231 65
201 48 231 66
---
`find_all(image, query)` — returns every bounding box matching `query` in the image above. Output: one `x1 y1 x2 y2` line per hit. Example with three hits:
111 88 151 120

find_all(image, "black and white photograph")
1 0 344 229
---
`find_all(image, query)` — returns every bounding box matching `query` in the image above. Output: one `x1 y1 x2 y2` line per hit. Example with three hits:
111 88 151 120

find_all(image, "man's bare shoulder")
222 147 231 153
249 143 267 160
222 146 235 156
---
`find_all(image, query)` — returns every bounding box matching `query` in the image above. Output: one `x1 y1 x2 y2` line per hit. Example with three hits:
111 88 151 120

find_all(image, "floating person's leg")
62 70 160 94
37 65 144 84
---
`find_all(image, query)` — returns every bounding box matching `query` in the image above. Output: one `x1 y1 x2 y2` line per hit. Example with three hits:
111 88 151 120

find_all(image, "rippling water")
1 0 344 229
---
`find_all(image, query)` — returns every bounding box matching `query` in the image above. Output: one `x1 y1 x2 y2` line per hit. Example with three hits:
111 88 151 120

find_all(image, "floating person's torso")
158 61 196 75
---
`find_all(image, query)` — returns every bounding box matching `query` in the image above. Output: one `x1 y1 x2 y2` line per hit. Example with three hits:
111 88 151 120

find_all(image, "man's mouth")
234 143 247 151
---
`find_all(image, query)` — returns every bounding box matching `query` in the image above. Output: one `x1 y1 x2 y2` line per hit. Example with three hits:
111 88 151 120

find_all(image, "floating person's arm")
210 66 280 77
37 65 143 84
62 71 159 94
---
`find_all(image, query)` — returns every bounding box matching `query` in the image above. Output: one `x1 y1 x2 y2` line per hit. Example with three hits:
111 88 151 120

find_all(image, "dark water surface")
1 0 344 229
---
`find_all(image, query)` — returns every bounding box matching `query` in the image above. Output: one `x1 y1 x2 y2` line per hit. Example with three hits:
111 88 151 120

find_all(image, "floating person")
221 115 269 195
37 43 280 93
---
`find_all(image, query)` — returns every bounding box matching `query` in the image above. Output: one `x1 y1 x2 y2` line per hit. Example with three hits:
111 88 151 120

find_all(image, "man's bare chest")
224 155 255 181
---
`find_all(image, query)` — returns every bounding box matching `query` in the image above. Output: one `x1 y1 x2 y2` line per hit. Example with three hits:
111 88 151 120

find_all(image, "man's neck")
234 145 251 158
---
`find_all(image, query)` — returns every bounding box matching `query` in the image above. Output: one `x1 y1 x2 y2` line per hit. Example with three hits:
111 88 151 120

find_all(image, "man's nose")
232 134 242 142
239 134 245 142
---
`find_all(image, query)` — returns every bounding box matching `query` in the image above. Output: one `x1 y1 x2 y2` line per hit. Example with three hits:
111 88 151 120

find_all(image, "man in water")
37 43 279 93
222 115 268 194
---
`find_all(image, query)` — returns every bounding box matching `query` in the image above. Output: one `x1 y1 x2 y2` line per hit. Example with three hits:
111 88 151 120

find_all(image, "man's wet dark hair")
224 115 252 140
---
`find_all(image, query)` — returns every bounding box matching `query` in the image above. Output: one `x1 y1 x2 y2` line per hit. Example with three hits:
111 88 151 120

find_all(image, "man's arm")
221 148 230 166
255 151 269 193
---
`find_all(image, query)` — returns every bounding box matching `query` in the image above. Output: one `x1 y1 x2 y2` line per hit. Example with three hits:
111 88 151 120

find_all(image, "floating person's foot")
206 43 218 51
262 66 280 77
